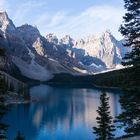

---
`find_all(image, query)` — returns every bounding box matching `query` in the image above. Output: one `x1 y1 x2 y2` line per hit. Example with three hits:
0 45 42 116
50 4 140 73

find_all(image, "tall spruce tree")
116 0 140 136
93 92 115 140
119 0 140 66
0 47 5 57
14 131 25 140
0 96 9 139
116 88 140 136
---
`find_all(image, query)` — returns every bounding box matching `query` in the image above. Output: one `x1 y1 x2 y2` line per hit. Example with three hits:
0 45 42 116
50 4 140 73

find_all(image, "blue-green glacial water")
3 84 124 140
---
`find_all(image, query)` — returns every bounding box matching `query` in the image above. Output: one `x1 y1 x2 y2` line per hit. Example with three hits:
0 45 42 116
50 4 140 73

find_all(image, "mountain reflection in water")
3 84 123 140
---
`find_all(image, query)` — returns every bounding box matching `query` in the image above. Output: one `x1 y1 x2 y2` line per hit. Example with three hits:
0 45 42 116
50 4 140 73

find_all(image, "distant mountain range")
0 11 130 81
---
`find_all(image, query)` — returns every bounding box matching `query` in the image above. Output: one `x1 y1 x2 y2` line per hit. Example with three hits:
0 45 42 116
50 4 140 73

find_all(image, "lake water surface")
3 84 124 140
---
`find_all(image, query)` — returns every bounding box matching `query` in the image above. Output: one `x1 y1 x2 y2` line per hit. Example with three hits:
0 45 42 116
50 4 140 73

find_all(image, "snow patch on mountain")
90 63 102 68
72 67 88 74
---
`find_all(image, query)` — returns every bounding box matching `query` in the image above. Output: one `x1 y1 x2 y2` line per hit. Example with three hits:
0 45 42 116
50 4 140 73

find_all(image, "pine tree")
14 131 25 140
93 92 115 140
18 83 23 95
116 88 140 136
119 0 140 66
0 75 8 94
117 1 140 136
0 47 5 57
9 82 14 92
0 93 9 139
24 84 30 100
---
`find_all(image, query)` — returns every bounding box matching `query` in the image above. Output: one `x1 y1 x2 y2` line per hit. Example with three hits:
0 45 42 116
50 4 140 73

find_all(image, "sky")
0 0 125 40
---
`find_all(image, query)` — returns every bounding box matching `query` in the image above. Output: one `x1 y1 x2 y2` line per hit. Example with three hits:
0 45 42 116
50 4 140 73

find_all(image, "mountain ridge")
0 11 130 81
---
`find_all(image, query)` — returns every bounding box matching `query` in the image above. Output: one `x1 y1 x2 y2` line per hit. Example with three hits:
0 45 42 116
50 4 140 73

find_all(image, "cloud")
34 11 66 28
0 1 124 40
81 5 123 22
12 0 48 25
48 11 66 27
39 5 125 39
0 0 48 26
34 14 50 26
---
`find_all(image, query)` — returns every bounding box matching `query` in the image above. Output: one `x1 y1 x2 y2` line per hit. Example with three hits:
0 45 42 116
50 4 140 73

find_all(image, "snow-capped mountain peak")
73 30 126 68
60 35 74 46
0 11 15 33
0 12 130 81
46 33 58 44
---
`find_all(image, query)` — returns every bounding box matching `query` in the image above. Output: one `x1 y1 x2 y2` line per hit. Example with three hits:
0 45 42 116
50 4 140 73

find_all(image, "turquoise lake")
3 84 124 140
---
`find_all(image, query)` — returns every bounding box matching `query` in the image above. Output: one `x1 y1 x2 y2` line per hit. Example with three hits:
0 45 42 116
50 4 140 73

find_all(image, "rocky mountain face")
0 12 130 81
73 31 124 68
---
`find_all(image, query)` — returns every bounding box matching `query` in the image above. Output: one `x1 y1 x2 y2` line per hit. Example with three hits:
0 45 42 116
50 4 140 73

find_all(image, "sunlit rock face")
57 30 130 71
60 35 74 46
73 30 124 68
0 12 81 81
0 11 15 33
0 11 130 81
32 37 45 56
46 33 58 44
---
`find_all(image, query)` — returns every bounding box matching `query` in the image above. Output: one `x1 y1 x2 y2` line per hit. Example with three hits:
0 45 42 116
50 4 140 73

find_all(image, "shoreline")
93 84 121 90
0 91 31 105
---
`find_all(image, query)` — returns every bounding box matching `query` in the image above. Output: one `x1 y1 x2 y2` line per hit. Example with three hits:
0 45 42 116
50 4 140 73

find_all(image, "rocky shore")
0 91 30 105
